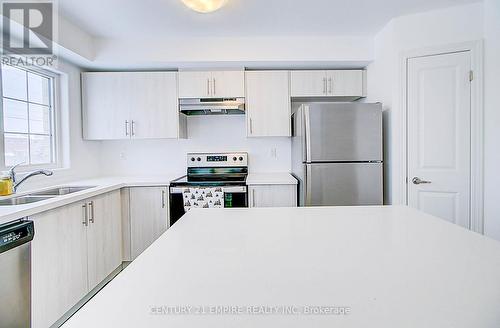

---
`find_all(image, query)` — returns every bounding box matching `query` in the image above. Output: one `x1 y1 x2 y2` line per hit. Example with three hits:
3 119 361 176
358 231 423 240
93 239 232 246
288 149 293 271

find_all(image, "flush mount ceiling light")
181 0 227 13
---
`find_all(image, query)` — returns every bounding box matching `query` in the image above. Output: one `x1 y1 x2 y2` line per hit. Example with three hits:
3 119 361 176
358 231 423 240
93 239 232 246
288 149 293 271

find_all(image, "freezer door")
304 163 383 206
305 103 382 162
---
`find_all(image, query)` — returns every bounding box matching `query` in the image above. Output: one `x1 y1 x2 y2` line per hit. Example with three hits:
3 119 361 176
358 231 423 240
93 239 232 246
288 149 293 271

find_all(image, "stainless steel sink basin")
31 186 96 196
0 195 55 206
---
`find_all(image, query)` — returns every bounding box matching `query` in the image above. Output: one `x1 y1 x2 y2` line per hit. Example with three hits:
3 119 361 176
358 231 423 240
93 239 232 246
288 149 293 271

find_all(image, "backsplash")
98 115 292 176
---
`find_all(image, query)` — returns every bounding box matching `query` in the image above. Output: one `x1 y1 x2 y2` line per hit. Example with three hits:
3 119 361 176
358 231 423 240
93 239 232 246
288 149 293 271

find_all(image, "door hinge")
469 70 474 82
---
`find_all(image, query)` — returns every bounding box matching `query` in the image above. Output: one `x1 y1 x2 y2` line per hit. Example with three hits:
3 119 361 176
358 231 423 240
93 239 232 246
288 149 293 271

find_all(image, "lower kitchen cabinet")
128 187 169 260
248 185 297 208
87 191 123 290
31 201 89 328
31 190 122 328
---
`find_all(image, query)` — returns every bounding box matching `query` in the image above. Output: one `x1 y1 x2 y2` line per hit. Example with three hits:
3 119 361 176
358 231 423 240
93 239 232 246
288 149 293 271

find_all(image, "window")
0 64 57 168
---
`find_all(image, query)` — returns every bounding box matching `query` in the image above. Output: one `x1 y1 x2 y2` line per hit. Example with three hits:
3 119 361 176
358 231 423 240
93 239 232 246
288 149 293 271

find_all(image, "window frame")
0 64 61 172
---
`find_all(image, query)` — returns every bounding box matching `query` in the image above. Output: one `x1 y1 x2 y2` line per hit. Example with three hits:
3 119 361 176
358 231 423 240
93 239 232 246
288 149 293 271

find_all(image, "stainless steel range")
169 152 248 225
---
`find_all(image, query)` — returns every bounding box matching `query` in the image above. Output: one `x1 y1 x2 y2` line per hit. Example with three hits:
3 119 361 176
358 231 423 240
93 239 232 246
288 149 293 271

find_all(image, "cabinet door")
327 70 365 96
290 70 327 97
130 72 180 139
82 72 132 140
87 190 123 290
178 71 212 98
31 203 89 328
248 185 297 208
211 70 245 98
129 187 168 259
246 71 291 137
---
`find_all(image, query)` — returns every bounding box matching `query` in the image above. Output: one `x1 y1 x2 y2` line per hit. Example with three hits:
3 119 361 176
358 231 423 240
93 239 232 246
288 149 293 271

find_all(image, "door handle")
412 177 432 185
88 201 95 223
82 203 88 226
125 120 129 136
131 120 136 136
161 190 166 209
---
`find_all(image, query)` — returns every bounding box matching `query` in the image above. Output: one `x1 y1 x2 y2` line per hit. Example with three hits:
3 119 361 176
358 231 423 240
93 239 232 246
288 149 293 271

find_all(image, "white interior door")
407 51 471 228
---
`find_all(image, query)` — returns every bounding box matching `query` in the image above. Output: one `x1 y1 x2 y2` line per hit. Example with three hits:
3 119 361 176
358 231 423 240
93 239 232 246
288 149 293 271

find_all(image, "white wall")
16 60 102 191
483 0 500 240
98 115 291 176
86 36 373 70
367 2 484 205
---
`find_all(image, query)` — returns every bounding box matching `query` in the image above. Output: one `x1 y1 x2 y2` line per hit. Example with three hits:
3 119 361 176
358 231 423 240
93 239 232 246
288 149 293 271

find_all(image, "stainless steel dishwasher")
0 219 34 328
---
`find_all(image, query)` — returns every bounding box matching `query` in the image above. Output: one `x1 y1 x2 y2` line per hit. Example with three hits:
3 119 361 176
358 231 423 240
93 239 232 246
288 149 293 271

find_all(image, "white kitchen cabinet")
178 70 244 98
31 191 123 328
31 202 89 328
86 190 122 290
290 70 328 97
245 71 291 137
290 70 366 99
129 187 169 259
178 71 212 98
82 72 186 140
211 70 245 98
248 185 297 208
327 70 365 97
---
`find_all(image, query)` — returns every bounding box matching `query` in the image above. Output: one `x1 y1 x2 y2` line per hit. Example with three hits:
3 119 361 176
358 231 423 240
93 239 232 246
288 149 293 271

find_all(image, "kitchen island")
63 206 500 328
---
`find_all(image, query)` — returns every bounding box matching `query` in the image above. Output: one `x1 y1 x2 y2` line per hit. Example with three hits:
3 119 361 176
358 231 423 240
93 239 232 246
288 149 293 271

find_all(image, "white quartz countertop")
63 206 500 328
246 173 297 185
0 175 178 225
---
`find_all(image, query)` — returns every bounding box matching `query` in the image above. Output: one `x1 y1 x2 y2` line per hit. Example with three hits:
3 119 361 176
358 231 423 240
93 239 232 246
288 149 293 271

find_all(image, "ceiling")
59 0 480 39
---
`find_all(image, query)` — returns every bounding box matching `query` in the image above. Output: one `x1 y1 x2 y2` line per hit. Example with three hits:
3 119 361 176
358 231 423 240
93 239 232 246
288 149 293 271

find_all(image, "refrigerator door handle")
304 105 312 162
305 164 312 206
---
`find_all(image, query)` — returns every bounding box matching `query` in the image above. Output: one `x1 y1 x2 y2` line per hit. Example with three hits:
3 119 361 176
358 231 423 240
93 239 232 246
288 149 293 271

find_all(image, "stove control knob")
197 157 201 161
233 157 237 161
239 157 244 161
190 157 195 162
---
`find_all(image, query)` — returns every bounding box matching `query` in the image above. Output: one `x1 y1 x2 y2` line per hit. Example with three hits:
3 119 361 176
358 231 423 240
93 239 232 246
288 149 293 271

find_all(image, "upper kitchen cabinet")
82 72 186 140
178 70 245 98
245 71 291 137
290 70 366 100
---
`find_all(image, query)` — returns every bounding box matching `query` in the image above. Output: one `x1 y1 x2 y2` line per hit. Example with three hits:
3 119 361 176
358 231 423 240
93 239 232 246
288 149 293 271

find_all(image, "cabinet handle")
161 190 166 209
88 201 94 223
323 77 327 94
207 78 211 96
213 78 216 95
252 189 256 207
249 117 253 134
125 120 129 136
131 120 135 136
328 78 332 94
82 203 88 226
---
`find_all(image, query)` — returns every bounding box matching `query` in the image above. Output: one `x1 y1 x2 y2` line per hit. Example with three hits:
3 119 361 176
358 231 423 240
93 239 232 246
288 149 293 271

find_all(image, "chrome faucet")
8 163 54 192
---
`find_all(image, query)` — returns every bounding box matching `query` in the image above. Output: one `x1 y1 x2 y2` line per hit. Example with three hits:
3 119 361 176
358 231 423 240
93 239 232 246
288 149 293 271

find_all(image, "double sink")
0 186 96 206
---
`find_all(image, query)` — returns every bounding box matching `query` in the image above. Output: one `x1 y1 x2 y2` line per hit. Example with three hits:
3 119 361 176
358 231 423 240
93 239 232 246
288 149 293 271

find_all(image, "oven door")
169 186 247 226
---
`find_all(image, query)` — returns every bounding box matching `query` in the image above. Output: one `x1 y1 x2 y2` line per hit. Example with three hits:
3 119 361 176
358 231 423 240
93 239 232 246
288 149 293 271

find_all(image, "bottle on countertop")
0 171 14 196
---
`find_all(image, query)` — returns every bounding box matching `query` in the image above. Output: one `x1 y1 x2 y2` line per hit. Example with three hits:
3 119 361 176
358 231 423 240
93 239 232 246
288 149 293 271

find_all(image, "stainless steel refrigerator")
291 102 383 206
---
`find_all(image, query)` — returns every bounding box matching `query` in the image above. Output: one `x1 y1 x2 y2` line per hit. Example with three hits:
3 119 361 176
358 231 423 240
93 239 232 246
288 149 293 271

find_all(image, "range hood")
179 98 245 115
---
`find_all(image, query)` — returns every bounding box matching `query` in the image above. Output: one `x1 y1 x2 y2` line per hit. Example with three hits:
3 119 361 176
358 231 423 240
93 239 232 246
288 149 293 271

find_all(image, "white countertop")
0 175 177 225
246 173 297 185
63 206 500 328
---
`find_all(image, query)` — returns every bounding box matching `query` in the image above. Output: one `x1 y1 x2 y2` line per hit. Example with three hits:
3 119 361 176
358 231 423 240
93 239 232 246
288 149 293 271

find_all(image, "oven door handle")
170 186 247 194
